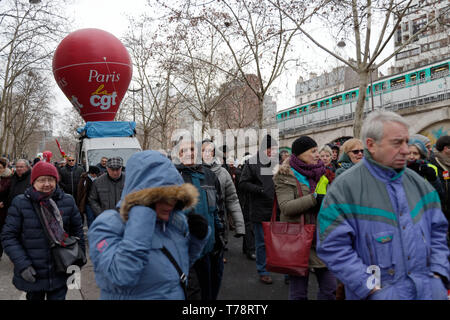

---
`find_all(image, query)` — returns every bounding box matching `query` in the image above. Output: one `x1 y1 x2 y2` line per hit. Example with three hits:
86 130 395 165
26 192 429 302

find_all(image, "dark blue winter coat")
1 186 85 292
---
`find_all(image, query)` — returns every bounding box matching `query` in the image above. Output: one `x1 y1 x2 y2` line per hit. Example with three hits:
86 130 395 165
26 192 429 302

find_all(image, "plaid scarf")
29 188 67 245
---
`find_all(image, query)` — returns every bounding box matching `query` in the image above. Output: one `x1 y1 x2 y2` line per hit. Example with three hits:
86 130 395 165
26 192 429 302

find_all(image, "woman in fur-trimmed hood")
88 150 210 300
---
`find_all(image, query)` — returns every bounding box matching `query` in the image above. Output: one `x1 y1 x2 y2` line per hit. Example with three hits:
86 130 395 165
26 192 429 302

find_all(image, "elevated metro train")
277 59 450 134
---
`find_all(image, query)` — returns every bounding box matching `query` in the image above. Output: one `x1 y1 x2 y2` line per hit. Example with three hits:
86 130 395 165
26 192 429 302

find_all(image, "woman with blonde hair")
335 138 364 177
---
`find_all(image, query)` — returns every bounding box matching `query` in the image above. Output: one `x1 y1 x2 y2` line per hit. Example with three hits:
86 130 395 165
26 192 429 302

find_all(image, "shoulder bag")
262 180 316 277
32 201 87 274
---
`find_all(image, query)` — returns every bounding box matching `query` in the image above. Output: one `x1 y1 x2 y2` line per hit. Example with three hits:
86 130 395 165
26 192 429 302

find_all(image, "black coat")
430 156 450 224
1 186 85 292
7 169 31 208
238 153 275 223
59 165 84 203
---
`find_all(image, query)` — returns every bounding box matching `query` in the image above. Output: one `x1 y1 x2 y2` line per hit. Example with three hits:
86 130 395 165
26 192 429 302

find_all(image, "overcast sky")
53 0 394 126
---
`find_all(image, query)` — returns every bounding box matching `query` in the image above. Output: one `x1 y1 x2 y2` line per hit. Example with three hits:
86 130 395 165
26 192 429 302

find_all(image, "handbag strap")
30 200 56 248
161 246 187 299
294 179 315 226
271 194 278 223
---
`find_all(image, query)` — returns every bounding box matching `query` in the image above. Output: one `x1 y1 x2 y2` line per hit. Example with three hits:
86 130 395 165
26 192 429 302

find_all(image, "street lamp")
128 86 143 122
337 39 375 111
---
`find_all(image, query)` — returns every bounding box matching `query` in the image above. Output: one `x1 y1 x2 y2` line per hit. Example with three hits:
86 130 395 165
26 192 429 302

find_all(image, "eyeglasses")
350 149 364 155
67 159 75 162
34 177 56 184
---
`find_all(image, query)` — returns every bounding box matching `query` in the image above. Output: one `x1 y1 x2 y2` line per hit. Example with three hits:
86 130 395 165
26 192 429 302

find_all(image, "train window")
310 103 318 112
419 71 425 79
374 82 386 92
332 96 342 104
289 110 297 117
431 64 449 76
325 100 330 106
409 73 417 82
345 94 350 100
390 76 405 87
351 92 356 99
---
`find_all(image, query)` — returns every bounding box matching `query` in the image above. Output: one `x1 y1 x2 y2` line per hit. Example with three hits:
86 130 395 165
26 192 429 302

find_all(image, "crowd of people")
0 110 449 300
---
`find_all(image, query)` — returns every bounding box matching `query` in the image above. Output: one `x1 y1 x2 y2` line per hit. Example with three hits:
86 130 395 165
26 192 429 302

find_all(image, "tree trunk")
257 96 264 129
353 71 369 138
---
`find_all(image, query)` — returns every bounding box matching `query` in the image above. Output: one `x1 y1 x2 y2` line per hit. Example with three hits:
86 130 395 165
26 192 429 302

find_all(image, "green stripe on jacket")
409 190 441 223
318 204 398 241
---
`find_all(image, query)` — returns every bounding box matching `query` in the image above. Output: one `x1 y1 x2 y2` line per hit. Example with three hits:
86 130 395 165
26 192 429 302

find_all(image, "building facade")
391 0 450 74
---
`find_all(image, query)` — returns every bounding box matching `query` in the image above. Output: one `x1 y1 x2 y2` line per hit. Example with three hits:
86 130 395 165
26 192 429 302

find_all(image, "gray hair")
16 159 30 168
361 111 409 148
319 145 333 156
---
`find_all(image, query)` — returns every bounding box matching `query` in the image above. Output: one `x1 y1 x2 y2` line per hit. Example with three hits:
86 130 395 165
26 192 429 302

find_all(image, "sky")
53 0 394 126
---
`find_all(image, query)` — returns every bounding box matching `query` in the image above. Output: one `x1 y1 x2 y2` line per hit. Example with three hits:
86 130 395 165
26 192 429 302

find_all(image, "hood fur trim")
275 158 294 177
120 183 199 221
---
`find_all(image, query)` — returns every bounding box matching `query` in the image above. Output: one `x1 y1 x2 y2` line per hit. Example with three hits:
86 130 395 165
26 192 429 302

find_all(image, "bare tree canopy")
0 0 70 158
156 0 329 129
270 0 450 137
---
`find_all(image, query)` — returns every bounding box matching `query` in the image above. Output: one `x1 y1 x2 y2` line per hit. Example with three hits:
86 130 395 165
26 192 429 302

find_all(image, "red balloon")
52 28 132 122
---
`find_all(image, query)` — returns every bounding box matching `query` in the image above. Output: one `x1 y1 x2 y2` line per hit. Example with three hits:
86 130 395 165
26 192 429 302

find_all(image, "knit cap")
291 136 317 156
408 138 427 158
31 161 59 185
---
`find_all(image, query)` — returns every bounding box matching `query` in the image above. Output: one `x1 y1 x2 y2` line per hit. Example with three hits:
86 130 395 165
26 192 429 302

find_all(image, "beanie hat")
31 161 59 185
292 136 317 156
408 138 427 158
436 135 450 152
410 134 430 146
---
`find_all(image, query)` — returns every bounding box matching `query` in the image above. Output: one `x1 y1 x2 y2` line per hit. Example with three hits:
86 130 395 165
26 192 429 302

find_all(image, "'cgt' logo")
90 85 118 110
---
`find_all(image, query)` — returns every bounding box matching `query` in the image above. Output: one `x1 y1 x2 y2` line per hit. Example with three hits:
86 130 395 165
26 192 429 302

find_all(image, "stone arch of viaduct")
279 102 450 150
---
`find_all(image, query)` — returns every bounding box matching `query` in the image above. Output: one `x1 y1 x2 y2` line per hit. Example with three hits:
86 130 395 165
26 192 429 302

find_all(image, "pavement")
0 225 318 300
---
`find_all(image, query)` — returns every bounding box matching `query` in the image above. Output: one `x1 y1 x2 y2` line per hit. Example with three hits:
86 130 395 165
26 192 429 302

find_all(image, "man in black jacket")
7 159 31 208
239 135 278 285
58 155 84 203
430 135 450 227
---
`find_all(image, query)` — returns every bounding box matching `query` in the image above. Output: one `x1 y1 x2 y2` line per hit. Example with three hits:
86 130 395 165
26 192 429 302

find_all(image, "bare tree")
158 0 326 129
7 70 52 159
214 74 260 131
0 0 70 155
271 0 450 137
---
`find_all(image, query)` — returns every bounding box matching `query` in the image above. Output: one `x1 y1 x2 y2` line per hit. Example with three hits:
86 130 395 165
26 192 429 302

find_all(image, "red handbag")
262 182 316 277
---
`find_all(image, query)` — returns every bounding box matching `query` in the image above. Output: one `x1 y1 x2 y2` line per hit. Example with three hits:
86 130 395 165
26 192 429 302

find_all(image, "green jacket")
273 159 326 268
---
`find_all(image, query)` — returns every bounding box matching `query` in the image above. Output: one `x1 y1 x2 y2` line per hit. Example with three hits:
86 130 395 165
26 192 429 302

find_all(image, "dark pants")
86 204 95 228
26 286 68 300
242 207 255 255
191 251 224 300
253 222 269 276
289 268 336 300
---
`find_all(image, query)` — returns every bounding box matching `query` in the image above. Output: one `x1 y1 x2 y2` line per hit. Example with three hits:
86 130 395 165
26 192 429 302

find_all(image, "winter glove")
187 213 208 240
21 266 36 283
407 160 421 174
314 193 325 209
418 164 437 182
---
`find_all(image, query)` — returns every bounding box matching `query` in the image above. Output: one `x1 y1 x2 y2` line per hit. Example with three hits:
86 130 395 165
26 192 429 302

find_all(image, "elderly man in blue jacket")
317 111 449 300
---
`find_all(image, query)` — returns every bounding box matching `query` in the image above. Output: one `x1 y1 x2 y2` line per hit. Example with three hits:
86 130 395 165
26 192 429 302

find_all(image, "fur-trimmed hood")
274 158 294 177
118 150 199 221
